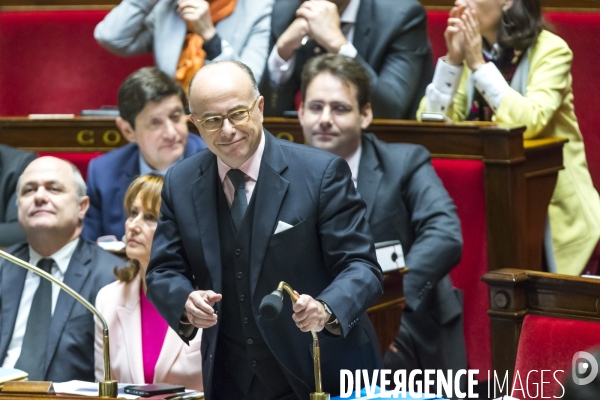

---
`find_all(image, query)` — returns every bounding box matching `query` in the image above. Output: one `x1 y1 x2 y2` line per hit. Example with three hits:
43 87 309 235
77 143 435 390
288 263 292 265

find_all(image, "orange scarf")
175 0 237 93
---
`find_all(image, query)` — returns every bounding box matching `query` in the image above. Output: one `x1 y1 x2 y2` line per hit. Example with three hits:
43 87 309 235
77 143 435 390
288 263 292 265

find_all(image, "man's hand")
292 294 329 332
178 0 217 41
296 1 347 54
184 290 222 329
276 17 310 61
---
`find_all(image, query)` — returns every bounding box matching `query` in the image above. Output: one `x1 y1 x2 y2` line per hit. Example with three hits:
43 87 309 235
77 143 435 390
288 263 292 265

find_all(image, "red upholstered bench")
513 315 600 399
0 10 153 115
38 152 103 181
432 159 489 379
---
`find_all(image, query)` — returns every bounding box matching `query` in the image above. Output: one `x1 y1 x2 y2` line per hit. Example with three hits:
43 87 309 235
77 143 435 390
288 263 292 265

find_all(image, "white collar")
28 237 80 275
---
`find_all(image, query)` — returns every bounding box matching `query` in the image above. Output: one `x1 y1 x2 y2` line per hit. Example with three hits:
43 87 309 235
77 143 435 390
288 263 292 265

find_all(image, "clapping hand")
445 2 467 66
178 0 217 41
461 8 486 71
296 0 347 53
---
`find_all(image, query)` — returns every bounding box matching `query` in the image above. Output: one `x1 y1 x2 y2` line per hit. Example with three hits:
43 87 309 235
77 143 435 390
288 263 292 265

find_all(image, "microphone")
0 249 118 398
259 281 330 400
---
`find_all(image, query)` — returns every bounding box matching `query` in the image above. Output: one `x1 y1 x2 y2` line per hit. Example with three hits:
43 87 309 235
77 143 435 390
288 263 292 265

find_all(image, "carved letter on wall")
102 130 122 146
77 130 95 146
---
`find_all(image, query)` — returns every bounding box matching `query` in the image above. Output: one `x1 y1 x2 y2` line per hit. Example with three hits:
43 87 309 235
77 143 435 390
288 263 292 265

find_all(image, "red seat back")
38 152 103 181
513 315 600 399
0 10 153 115
432 159 489 379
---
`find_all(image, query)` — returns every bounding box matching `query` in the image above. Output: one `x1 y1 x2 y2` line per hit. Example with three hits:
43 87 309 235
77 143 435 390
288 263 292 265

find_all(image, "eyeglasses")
196 98 258 132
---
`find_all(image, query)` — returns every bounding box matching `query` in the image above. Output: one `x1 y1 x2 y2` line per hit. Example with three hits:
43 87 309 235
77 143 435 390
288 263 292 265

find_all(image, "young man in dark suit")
261 0 433 119
83 67 207 242
0 156 122 382
146 60 383 399
0 145 36 247
299 54 467 390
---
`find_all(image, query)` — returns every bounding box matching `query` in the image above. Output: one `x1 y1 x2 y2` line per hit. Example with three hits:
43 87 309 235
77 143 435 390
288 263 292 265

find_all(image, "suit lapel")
353 0 373 60
192 154 222 295
44 240 91 375
249 132 289 299
154 328 184 383
357 136 383 222
116 276 144 383
0 245 29 362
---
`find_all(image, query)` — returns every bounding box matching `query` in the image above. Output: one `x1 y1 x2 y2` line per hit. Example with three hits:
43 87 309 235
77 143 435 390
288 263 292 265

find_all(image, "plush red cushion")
38 152 103 181
0 10 153 115
432 159 489 378
513 315 600 399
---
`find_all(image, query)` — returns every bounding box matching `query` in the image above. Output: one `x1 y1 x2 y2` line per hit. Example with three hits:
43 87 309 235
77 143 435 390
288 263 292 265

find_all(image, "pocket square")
274 221 294 234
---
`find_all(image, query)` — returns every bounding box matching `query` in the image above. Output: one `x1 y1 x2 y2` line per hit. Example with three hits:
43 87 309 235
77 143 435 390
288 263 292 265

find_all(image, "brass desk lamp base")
310 392 330 400
99 380 118 398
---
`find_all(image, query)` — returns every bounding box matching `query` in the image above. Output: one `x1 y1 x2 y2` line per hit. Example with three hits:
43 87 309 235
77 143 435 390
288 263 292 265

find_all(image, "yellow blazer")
94 275 203 390
419 30 600 275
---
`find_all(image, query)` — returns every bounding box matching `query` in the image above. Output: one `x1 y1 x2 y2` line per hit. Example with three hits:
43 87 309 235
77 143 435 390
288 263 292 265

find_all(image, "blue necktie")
15 258 54 380
227 169 248 233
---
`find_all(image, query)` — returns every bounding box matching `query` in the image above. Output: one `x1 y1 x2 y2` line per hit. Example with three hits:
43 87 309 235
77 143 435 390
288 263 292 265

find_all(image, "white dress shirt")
344 144 362 188
2 238 80 369
425 44 511 115
268 0 361 85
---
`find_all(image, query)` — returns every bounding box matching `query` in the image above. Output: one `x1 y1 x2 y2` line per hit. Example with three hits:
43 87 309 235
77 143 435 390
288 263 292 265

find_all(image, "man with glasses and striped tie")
146 60 384 400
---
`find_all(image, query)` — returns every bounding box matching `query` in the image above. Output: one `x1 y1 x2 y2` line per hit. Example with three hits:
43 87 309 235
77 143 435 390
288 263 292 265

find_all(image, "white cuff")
472 62 510 111
268 45 296 85
425 57 464 113
338 42 358 58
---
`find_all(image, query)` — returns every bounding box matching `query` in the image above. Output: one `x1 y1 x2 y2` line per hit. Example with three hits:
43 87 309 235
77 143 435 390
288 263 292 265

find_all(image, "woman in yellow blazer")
419 0 600 275
94 175 202 390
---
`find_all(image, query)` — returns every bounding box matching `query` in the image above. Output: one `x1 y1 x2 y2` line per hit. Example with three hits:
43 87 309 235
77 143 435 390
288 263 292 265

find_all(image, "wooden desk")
0 117 565 273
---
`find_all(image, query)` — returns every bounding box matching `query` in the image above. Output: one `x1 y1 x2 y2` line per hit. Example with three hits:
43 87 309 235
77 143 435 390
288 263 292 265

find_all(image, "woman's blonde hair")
114 174 164 283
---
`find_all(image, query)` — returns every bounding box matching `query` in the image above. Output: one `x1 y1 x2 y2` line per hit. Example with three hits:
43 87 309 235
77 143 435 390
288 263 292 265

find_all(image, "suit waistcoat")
213 183 292 398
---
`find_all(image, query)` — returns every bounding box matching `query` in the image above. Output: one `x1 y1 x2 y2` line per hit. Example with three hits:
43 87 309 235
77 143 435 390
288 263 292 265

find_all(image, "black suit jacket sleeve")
146 167 197 342
400 146 462 311
315 157 383 337
0 147 36 247
355 0 432 119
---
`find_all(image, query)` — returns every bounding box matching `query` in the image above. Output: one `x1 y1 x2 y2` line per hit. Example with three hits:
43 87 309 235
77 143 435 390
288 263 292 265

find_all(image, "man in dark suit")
83 67 206 242
299 54 467 390
0 156 122 382
0 145 36 247
261 0 433 119
146 60 383 400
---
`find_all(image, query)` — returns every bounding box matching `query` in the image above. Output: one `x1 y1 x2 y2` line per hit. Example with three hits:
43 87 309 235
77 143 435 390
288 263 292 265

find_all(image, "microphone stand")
0 249 118 398
264 282 329 400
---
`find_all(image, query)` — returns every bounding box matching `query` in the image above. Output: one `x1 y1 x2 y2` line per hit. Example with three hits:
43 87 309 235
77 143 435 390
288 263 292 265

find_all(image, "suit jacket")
146 131 383 399
83 134 206 242
357 133 466 372
0 145 36 247
419 30 600 275
94 0 274 83
261 0 433 119
0 239 121 382
94 275 202 390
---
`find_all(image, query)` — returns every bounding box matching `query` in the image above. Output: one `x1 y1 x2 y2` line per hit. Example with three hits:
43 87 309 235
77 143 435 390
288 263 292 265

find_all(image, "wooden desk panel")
0 117 566 272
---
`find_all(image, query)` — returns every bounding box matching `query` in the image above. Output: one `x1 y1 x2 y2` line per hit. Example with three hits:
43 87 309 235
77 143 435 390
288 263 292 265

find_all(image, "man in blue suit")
0 157 122 382
146 61 383 399
83 67 206 242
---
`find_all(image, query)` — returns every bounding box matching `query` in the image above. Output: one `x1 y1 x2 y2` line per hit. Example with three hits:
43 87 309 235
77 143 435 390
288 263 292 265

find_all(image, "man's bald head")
188 61 259 113
188 61 265 169
17 156 90 254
